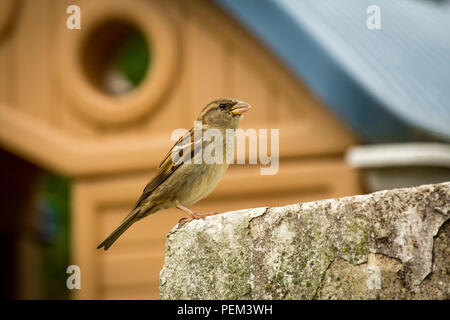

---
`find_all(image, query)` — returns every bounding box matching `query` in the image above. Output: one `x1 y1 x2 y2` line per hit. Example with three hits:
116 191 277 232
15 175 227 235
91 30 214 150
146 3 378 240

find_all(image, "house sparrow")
97 98 251 250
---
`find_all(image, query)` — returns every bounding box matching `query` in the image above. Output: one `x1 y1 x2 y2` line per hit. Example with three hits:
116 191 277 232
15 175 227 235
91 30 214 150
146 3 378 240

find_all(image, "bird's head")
197 98 251 129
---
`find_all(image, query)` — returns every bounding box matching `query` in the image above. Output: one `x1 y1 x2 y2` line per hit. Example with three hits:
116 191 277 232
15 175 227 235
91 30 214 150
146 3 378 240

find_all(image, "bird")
97 98 251 250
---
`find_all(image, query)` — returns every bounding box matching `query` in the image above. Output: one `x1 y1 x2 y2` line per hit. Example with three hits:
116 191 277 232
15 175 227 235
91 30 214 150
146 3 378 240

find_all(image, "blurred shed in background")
0 0 360 299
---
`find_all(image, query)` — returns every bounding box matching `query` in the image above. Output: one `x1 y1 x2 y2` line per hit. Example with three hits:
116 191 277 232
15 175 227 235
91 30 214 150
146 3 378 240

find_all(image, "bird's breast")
179 163 229 206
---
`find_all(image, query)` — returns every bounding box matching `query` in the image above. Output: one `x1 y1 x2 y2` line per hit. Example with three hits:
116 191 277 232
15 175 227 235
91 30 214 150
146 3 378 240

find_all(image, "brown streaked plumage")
97 98 251 250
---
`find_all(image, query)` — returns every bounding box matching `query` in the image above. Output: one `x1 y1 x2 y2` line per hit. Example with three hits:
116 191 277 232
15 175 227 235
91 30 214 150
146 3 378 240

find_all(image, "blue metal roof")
214 0 450 142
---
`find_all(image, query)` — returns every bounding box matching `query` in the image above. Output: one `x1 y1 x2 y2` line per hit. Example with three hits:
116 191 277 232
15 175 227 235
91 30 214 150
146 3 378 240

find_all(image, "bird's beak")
231 101 252 115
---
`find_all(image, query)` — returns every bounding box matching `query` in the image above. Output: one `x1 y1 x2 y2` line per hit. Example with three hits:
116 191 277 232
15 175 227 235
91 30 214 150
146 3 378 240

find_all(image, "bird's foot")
178 211 220 225
178 217 194 224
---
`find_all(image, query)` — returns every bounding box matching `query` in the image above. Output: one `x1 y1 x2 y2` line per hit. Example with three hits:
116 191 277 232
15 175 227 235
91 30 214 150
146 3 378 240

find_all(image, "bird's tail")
97 214 136 251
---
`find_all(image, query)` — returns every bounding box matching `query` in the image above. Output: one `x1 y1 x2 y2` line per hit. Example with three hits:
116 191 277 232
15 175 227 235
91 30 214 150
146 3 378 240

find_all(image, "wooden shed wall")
0 0 361 299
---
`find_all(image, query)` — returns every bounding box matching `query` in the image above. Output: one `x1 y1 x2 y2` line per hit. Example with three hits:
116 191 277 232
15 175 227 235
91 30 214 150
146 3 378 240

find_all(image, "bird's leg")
176 204 220 224
176 203 201 223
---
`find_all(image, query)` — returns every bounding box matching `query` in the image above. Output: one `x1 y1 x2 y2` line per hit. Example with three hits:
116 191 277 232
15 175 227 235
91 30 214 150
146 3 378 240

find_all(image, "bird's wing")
132 128 201 210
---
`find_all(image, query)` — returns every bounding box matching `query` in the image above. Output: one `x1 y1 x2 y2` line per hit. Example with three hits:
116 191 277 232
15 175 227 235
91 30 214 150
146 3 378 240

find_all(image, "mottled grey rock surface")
159 183 449 299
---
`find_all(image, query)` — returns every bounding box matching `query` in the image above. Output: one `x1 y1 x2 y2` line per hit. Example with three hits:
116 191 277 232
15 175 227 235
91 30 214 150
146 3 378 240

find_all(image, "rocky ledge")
160 182 449 299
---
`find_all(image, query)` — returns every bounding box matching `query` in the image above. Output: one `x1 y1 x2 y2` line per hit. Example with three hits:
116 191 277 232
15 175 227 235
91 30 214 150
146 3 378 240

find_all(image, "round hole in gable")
80 19 151 96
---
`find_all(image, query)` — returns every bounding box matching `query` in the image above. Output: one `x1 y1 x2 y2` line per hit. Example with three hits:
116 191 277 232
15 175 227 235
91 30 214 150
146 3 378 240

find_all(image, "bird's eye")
219 103 226 109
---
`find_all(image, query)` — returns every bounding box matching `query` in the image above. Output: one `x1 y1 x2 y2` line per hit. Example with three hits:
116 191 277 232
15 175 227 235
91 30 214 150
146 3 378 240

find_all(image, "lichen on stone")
160 183 449 299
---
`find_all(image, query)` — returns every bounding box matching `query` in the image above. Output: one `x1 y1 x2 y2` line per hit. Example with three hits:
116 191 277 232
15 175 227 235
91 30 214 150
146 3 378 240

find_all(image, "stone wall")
160 182 449 299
